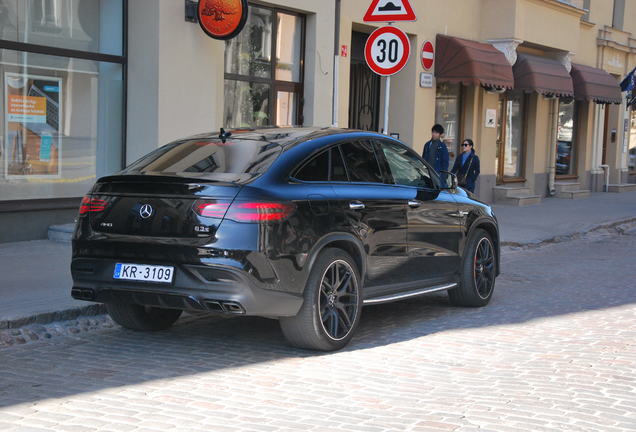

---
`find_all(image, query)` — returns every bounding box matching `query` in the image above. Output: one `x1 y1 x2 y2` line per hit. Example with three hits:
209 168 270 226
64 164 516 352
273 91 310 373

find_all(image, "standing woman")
451 139 480 193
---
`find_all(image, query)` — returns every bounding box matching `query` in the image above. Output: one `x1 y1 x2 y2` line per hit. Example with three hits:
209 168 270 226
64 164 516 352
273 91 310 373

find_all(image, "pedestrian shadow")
0 233 634 408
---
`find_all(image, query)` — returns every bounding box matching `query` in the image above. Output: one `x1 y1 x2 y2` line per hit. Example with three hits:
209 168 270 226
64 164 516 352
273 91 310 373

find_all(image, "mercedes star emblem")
139 204 154 219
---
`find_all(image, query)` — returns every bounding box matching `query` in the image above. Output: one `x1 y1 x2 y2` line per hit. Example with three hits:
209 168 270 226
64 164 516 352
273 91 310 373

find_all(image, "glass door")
556 100 576 176
496 92 526 183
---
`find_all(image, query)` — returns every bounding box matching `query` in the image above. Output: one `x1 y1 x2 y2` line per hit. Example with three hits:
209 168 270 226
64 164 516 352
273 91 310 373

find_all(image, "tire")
448 228 497 307
280 248 362 351
106 302 182 331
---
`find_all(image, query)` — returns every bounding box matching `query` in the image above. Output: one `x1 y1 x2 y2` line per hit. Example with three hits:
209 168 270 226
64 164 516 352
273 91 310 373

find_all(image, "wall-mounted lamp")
185 0 198 23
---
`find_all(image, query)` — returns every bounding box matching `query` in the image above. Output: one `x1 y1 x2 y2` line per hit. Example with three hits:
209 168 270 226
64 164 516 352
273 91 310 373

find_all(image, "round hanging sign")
198 0 249 40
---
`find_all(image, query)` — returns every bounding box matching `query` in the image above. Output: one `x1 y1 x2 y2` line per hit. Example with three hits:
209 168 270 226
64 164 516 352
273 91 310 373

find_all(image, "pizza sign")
198 0 249 40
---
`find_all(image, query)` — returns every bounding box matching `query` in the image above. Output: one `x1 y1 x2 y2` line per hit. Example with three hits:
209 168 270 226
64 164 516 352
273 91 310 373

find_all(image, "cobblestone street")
1 230 635 432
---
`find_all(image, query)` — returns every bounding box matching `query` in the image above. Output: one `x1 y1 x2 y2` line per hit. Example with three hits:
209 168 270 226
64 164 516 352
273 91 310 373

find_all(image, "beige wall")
127 0 334 164
126 0 635 196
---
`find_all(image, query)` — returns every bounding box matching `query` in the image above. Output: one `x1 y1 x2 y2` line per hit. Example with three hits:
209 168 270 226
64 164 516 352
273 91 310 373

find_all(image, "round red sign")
198 0 249 40
364 26 411 77
421 41 434 70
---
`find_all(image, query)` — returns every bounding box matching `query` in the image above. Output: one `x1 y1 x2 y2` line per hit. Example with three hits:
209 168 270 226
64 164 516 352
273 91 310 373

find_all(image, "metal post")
383 75 391 135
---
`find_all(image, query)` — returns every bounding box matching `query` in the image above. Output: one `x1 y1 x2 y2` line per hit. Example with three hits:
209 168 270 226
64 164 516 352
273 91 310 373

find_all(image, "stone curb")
0 303 106 330
501 216 636 248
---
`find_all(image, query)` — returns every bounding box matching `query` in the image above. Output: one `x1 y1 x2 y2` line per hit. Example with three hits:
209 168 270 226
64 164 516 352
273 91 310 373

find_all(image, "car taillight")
79 196 107 215
226 202 295 223
194 200 294 223
194 201 231 218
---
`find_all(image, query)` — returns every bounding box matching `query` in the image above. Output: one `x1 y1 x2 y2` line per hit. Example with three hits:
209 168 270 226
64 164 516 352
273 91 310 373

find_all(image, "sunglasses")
462 143 471 147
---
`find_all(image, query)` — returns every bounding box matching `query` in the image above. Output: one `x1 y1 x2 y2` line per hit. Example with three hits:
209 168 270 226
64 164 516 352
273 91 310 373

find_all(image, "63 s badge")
198 0 249 40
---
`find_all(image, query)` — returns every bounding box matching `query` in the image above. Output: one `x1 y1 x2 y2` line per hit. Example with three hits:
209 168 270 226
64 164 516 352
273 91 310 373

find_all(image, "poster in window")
4 73 62 178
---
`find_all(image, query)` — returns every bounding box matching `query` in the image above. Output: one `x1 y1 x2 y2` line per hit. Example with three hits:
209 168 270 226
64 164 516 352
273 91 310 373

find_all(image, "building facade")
0 0 634 242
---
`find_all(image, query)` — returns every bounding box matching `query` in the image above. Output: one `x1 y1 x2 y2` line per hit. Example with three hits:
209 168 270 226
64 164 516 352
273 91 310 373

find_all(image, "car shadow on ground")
1 233 635 408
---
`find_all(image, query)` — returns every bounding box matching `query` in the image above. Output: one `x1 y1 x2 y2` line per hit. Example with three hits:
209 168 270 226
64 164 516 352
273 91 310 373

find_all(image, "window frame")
224 4 306 127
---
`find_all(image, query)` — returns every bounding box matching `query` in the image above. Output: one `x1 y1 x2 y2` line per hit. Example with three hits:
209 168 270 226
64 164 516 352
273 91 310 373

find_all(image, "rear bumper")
71 258 303 318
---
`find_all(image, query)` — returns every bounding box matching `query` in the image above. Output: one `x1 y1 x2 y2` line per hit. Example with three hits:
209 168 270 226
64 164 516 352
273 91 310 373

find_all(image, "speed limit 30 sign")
364 26 411 76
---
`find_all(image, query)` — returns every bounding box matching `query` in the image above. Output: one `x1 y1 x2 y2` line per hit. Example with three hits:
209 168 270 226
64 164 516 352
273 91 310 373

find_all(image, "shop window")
0 0 123 55
224 5 304 129
628 110 636 173
435 83 461 164
0 0 125 202
556 100 577 176
0 52 124 201
496 92 526 181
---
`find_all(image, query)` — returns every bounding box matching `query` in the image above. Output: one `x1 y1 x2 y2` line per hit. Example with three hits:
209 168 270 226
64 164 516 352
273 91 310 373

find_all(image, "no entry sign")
364 26 411 76
421 40 434 70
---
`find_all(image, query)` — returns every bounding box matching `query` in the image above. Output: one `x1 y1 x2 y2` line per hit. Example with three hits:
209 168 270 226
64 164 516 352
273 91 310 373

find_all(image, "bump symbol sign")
363 0 417 22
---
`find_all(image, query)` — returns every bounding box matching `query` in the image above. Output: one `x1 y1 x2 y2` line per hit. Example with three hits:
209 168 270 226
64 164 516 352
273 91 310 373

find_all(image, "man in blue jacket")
422 124 449 175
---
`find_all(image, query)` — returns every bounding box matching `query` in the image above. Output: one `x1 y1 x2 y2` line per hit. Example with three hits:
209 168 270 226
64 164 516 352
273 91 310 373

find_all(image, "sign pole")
383 75 390 135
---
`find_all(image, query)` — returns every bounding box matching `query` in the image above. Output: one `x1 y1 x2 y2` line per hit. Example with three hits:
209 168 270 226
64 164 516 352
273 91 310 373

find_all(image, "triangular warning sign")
363 0 417 22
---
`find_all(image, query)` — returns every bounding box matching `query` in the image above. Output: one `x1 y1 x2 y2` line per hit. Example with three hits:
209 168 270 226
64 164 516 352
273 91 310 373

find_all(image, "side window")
380 141 434 189
339 141 384 183
294 150 329 181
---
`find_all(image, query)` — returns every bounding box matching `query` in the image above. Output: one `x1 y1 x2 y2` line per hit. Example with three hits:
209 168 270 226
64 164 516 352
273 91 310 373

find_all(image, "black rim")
319 260 359 341
474 238 495 299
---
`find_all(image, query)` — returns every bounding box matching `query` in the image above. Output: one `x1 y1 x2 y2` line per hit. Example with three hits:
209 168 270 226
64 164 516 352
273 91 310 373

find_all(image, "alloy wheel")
473 237 495 299
319 260 359 341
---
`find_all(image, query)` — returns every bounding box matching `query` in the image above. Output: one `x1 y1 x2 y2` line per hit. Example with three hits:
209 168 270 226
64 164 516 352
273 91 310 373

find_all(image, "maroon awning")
513 54 574 97
570 63 622 104
435 34 514 89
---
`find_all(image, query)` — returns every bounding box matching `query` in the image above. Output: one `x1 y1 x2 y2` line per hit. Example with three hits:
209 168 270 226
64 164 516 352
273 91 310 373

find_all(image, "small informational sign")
198 0 248 40
365 26 411 76
341 45 348 57
7 95 47 123
4 73 62 178
419 72 433 88
485 108 497 128
363 0 417 22
421 41 434 70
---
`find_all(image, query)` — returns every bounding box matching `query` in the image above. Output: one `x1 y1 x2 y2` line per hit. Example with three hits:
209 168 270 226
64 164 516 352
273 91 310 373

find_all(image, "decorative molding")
558 52 575 72
488 38 524 65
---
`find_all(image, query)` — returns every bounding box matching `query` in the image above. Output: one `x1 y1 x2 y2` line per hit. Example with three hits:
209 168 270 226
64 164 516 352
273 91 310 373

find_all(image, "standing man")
422 124 449 174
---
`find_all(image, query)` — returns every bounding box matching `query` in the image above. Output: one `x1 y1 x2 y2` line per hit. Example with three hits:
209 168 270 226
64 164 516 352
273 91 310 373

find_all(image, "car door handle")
451 210 469 217
408 200 422 208
349 201 365 210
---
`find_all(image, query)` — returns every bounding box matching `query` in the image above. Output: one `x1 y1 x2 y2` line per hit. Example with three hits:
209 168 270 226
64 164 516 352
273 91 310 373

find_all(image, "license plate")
113 263 174 283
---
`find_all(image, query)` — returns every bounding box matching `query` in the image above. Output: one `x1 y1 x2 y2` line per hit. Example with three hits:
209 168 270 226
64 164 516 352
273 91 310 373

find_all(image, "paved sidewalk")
0 190 634 329
494 190 636 246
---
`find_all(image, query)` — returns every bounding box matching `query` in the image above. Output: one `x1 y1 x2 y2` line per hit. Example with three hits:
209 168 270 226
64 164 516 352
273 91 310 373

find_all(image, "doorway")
348 31 381 131
496 91 526 184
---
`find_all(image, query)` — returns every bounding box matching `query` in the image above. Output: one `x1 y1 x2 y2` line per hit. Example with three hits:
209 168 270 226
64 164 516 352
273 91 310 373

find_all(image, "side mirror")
439 171 458 190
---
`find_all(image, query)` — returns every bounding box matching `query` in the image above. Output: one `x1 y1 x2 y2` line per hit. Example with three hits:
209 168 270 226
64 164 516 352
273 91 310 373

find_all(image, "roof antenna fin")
219 128 232 143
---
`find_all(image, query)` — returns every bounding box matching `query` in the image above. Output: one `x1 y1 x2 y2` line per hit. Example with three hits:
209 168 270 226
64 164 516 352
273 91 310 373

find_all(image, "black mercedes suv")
72 128 500 351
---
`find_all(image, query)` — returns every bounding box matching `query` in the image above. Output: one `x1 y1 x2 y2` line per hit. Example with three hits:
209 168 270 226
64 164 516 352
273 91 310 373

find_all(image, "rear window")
123 139 281 176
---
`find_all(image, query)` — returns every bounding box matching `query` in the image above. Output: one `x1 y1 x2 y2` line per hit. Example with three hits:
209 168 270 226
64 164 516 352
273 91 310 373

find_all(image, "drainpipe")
599 164 610 192
547 98 558 196
332 0 341 127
